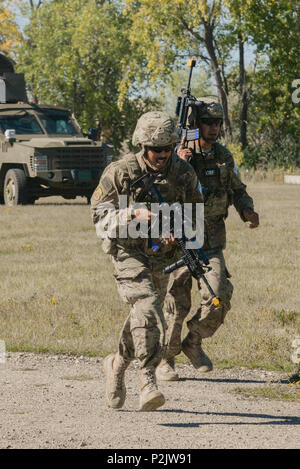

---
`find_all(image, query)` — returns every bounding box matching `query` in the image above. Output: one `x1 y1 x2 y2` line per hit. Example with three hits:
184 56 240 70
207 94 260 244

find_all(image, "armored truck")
0 54 113 206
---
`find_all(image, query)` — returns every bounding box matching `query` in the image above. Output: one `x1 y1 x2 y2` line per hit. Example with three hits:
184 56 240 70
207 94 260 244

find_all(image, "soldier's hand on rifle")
243 208 259 229
177 137 193 161
161 233 176 246
133 208 155 222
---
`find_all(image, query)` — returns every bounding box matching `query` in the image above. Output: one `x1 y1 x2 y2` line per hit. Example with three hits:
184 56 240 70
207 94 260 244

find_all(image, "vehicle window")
38 111 78 135
0 114 43 134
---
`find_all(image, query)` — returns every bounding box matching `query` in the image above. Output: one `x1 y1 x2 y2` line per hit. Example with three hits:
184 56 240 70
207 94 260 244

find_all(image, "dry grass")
0 182 299 371
187 182 300 371
240 168 300 182
0 198 128 357
239 169 286 184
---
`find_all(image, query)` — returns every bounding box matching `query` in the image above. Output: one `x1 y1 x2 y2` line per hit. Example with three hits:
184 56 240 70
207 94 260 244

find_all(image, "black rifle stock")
131 173 220 306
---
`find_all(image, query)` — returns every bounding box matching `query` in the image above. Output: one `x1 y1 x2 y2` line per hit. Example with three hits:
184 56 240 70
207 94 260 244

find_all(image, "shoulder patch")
93 187 102 200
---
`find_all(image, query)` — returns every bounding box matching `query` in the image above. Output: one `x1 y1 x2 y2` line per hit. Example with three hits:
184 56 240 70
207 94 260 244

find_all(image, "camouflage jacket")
187 141 254 250
91 150 203 258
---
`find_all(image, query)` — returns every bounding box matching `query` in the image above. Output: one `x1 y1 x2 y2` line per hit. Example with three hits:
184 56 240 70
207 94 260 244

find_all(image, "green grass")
234 384 300 402
0 183 299 372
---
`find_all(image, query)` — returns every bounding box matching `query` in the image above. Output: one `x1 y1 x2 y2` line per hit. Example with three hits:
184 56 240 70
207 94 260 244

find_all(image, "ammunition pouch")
204 189 229 218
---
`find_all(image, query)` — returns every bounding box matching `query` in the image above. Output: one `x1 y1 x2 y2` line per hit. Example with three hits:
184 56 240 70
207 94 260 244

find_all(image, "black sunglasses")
147 145 173 153
201 118 222 126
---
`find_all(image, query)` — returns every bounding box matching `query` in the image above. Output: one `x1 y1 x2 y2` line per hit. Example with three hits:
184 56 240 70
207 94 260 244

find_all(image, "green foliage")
120 0 228 97
227 142 244 167
0 1 22 54
234 385 300 402
243 135 300 170
122 0 300 167
157 66 215 117
10 0 300 166
273 309 298 328
235 0 300 163
16 0 158 150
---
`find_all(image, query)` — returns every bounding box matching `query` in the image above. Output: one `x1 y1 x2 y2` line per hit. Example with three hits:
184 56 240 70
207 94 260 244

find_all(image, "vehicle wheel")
26 198 36 205
4 169 28 206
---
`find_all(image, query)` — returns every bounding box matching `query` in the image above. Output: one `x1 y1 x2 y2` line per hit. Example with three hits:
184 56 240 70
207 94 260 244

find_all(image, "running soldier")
91 111 203 410
157 99 259 381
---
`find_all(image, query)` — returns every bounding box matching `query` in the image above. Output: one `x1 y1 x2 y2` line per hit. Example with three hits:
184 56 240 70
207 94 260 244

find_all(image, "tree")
13 0 300 166
0 1 22 55
122 0 233 140
123 0 300 165
16 0 157 149
157 66 215 117
226 0 300 154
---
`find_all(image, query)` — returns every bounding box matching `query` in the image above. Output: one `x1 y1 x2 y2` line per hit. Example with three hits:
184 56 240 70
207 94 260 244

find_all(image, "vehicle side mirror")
4 129 16 142
87 127 99 141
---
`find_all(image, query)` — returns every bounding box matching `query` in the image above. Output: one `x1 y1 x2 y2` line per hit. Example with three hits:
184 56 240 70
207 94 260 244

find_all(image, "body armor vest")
125 153 183 206
189 144 233 218
122 153 185 256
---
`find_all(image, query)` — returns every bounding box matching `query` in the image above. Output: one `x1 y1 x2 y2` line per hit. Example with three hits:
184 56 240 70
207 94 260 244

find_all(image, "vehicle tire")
26 196 37 205
4 169 28 206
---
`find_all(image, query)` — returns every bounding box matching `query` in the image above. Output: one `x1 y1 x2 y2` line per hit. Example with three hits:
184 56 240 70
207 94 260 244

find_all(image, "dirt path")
0 352 299 450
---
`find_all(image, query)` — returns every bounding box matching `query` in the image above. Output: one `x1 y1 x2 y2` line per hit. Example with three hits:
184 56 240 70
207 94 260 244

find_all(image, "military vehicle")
0 53 113 206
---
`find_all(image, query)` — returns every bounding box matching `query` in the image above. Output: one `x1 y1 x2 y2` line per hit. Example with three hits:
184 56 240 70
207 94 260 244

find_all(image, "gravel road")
0 352 299 450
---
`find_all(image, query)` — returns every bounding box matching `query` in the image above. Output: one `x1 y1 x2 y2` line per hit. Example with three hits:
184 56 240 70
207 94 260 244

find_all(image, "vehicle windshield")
0 113 43 134
38 110 79 135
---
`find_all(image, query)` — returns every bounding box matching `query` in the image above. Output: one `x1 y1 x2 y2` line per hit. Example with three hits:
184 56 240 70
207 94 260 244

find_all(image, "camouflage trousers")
111 248 178 369
163 248 234 358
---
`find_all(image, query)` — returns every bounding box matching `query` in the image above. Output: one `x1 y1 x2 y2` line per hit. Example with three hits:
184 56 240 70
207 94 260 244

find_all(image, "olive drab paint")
0 53 113 206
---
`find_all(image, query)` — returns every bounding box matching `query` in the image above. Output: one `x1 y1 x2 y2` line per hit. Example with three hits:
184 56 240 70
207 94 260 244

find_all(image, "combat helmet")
196 97 224 120
132 111 179 147
188 97 224 127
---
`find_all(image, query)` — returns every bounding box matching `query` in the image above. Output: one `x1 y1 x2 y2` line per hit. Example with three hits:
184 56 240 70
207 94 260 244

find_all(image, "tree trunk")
239 34 248 149
203 22 232 141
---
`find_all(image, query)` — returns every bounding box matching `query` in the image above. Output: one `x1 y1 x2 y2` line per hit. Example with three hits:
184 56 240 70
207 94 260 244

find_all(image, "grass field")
0 182 299 372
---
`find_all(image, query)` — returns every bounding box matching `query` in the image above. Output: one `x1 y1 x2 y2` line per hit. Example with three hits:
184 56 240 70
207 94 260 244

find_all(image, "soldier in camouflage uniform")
91 111 203 410
156 98 259 381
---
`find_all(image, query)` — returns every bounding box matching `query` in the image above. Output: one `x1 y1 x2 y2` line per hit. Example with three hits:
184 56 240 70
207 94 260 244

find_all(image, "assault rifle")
176 58 206 143
131 173 220 306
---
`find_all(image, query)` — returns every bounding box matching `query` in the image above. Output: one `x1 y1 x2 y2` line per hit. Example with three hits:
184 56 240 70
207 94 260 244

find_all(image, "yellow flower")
50 298 57 305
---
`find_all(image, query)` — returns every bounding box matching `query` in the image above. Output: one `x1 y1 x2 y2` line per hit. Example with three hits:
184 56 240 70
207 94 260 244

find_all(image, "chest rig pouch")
126 155 183 256
190 146 233 218
126 154 182 206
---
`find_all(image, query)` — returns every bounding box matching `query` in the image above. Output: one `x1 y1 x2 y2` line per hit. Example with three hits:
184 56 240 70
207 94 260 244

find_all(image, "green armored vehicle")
0 54 113 206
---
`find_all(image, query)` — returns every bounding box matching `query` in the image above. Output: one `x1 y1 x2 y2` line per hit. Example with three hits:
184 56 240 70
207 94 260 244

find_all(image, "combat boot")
182 333 213 372
103 353 127 409
156 358 180 381
139 367 165 411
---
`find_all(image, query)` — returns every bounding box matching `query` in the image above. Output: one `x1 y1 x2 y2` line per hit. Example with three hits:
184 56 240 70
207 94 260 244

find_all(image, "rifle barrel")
187 60 195 90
